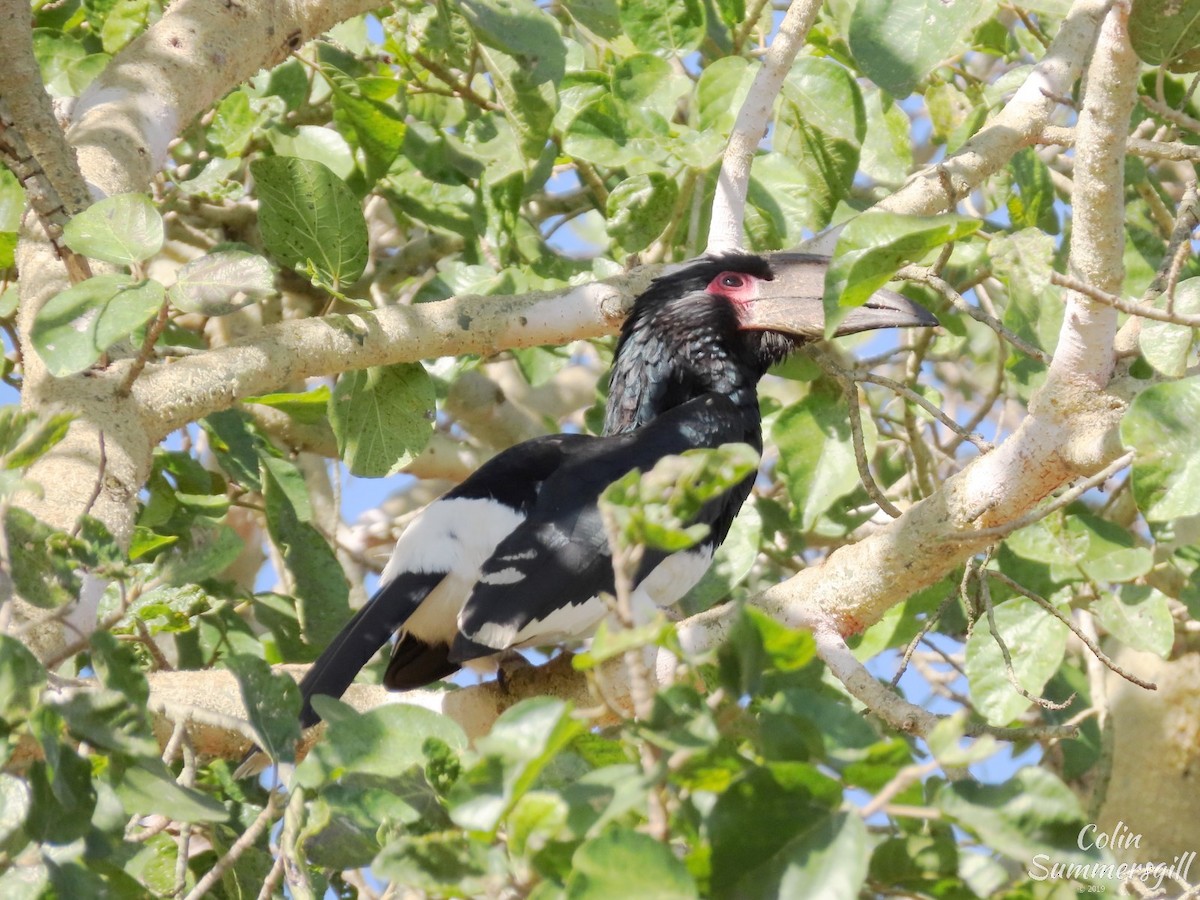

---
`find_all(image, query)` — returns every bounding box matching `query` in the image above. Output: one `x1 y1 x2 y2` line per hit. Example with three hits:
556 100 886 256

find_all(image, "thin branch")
978 563 1074 712
1053 272 1200 326
117 300 172 396
707 0 824 252
898 266 1052 364
0 100 91 284
182 776 284 900
986 570 1157 691
858 371 993 453
70 432 107 537
410 51 504 112
1140 93 1200 136
841 376 902 518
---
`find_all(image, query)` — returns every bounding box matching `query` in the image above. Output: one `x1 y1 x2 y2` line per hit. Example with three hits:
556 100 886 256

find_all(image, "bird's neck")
602 296 769 445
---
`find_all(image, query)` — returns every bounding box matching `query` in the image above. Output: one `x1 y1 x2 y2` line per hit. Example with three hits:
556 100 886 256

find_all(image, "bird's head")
605 252 938 435
628 251 938 366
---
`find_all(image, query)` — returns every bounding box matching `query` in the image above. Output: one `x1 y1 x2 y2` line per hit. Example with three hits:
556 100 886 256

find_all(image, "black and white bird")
280 253 936 733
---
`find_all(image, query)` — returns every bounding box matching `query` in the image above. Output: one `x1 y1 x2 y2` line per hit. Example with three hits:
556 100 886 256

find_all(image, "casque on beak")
740 251 939 338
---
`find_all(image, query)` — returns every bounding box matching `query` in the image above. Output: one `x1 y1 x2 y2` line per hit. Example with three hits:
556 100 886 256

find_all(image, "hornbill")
250 253 937 753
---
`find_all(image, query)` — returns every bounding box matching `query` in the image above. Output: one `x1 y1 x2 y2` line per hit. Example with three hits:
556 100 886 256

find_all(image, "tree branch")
878 0 1114 218
707 0 824 252
131 275 652 442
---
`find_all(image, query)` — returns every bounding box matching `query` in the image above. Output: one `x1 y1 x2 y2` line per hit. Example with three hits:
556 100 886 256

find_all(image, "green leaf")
459 0 565 65
772 57 866 233
168 250 276 316
4 509 79 609
725 811 869 900
1121 377 1200 521
617 0 705 53
860 91 912 187
1007 148 1060 235
1140 277 1200 376
209 89 259 156
566 828 698 900
0 635 46 722
113 763 229 823
261 457 351 645
0 411 73 470
201 408 276 491
226 654 301 764
824 211 980 330
267 126 356 181
696 57 753 134
251 156 369 288
450 698 584 833
679 502 761 615
936 767 1099 867
31 29 86 98
100 0 158 54
606 173 678 254
708 763 842 899
563 96 638 167
1130 0 1200 71
1094 585 1174 658
325 69 406 184
964 596 1069 726
31 275 165 376
374 833 501 897
62 193 163 265
613 55 689 120
772 387 871 532
329 363 436 478
244 386 332 425
849 0 992 97
560 0 621 38
294 702 467 789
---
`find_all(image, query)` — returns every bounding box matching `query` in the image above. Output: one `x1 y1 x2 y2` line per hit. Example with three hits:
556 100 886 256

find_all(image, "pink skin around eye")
705 272 763 307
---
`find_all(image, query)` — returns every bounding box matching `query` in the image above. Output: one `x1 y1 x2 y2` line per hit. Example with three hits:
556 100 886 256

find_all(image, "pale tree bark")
139 0 1119 750
7 0 1196 858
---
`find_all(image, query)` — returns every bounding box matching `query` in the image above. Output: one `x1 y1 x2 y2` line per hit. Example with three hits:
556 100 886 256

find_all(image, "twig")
1055 270 1200 326
707 0 823 251
1141 93 1200 136
858 760 940 819
858 372 992 453
986 570 1157 691
732 0 772 52
256 855 287 900
281 786 314 899
117 300 172 396
182 775 284 900
897 267 1053 364
890 589 960 687
69 432 107 538
978 563 1074 712
841 376 902 518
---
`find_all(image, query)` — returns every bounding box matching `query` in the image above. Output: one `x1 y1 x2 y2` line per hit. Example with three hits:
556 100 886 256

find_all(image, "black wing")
295 432 594 726
452 393 756 662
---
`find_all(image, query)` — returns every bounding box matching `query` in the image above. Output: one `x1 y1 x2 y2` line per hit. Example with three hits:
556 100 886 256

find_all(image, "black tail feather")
296 570 444 728
383 634 459 690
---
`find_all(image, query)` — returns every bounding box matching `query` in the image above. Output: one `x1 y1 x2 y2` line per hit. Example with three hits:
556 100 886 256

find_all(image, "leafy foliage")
3 0 1200 896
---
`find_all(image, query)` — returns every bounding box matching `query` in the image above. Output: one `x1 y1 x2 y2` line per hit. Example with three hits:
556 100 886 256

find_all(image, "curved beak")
741 252 939 339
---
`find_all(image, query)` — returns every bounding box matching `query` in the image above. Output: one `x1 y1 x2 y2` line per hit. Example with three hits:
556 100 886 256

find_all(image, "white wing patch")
467 547 716 652
636 547 714 607
380 497 525 645
480 567 525 586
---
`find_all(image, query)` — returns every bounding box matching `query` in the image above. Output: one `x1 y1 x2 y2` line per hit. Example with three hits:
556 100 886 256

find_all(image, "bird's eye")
721 274 744 288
